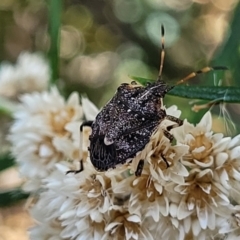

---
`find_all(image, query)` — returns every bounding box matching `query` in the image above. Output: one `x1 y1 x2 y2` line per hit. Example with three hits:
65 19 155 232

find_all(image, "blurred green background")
0 0 240 238
1 0 240 130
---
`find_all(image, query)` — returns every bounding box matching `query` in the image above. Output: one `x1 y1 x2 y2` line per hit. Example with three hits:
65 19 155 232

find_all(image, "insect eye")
117 83 129 91
117 86 122 92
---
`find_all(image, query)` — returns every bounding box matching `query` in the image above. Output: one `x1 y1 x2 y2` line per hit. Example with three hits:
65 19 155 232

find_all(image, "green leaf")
0 105 12 117
48 0 62 85
212 2 240 86
168 86 240 103
0 188 29 207
130 76 240 103
0 152 15 172
0 96 17 117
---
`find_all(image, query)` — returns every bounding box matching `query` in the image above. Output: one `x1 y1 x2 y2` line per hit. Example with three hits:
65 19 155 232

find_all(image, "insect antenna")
176 66 228 85
157 24 165 81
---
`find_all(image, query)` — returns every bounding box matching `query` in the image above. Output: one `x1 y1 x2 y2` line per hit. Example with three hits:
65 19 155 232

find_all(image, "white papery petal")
192 218 201 236
178 200 193 220
183 216 191 233
207 207 216 230
198 111 212 131
159 196 169 216
215 152 228 166
105 222 121 231
127 214 141 223
230 146 240 159
213 137 231 154
196 203 208 229
166 105 181 117
81 96 99 120
228 134 240 149
193 157 213 168
232 168 240 181
219 169 230 189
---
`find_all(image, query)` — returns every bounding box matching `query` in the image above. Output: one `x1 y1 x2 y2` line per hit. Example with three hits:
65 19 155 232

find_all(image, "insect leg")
66 121 93 174
161 153 170 168
165 115 183 127
66 160 84 174
162 115 183 142
80 120 93 130
135 159 145 177
162 129 174 142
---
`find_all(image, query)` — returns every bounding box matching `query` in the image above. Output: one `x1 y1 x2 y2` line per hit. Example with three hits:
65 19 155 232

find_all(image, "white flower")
13 94 240 240
172 111 240 201
147 128 189 184
213 134 240 204
30 162 119 240
8 87 83 191
167 168 231 235
128 169 171 220
103 207 154 240
216 205 240 239
149 215 185 240
81 96 99 120
164 111 240 237
0 52 50 98
173 112 221 168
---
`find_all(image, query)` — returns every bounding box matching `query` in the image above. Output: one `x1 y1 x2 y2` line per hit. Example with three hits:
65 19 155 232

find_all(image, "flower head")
0 52 50 98
9 87 83 191
172 111 240 203
103 207 154 240
11 94 240 240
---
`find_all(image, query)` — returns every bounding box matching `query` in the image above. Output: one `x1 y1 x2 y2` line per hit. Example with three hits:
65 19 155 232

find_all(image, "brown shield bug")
67 25 227 176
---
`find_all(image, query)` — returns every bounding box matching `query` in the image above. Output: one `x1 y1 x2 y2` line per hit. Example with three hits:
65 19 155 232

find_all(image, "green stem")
212 2 240 85
48 0 62 86
0 152 15 172
0 188 29 207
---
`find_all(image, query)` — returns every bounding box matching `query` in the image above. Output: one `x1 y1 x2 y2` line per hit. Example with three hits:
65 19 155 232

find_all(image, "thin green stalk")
0 152 15 172
48 0 62 86
212 2 240 85
0 188 29 207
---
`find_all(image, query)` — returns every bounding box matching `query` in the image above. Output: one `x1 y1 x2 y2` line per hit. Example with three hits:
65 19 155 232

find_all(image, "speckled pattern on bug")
88 80 178 172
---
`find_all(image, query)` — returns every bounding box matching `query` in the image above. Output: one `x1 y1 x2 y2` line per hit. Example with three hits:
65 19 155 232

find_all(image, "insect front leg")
161 114 183 142
66 160 84 174
80 120 93 131
162 129 174 142
161 153 170 168
66 121 93 174
135 159 145 176
165 115 183 129
160 115 183 168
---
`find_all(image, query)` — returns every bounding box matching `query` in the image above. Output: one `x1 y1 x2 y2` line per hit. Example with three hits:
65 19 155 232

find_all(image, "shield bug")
67 25 227 176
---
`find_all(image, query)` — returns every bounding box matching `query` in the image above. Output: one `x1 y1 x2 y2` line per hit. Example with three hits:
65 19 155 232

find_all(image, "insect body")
67 25 227 176
89 79 177 172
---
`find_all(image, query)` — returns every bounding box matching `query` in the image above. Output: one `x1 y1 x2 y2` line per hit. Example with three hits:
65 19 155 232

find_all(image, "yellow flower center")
50 107 75 135
189 134 212 161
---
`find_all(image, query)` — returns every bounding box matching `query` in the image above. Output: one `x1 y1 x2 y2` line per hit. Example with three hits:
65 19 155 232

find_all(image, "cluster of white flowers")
0 52 50 99
8 87 98 191
8 82 240 240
